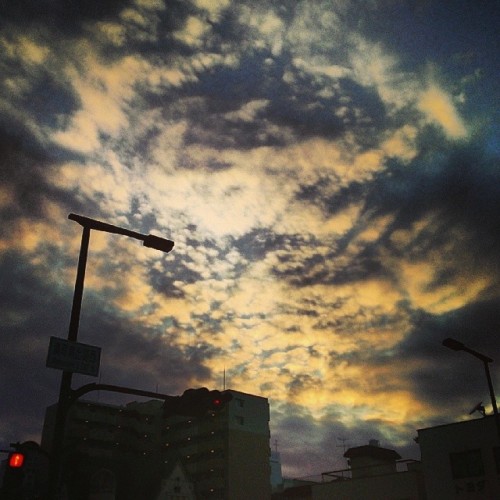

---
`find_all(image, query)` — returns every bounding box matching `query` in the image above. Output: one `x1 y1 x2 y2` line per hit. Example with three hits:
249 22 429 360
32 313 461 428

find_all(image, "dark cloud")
264 73 387 145
0 253 71 447
356 0 499 73
395 298 500 415
19 75 79 130
369 139 500 263
149 263 198 298
272 250 331 287
0 124 52 218
179 47 388 149
271 239 388 289
0 0 134 33
111 1 198 61
0 117 89 226
178 53 290 149
334 260 385 285
296 177 367 217
233 229 307 262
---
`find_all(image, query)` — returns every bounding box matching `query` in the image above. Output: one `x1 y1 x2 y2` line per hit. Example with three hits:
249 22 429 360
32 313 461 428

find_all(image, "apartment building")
162 390 271 499
42 389 271 499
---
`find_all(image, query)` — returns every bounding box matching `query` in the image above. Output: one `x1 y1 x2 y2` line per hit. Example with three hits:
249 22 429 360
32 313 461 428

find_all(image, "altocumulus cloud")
0 0 498 477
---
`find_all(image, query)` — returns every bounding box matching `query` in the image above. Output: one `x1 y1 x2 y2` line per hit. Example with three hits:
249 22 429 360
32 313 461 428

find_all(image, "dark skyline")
0 0 499 477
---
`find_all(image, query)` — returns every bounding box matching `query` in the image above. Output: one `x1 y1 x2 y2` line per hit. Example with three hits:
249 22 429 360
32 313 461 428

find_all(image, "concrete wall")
418 416 500 500
312 470 426 500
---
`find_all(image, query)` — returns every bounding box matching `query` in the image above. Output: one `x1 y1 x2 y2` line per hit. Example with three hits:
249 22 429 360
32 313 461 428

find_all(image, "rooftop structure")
297 441 425 500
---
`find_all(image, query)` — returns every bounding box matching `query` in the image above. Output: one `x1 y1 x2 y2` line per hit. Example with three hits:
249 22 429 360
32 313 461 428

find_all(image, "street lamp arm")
462 346 494 364
69 213 147 241
68 213 174 252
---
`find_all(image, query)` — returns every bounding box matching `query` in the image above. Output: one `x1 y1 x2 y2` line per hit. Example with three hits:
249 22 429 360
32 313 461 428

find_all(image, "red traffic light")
207 390 232 412
165 388 233 417
9 452 25 468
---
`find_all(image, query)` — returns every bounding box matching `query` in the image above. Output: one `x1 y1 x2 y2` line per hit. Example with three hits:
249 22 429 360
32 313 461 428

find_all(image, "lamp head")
143 234 175 253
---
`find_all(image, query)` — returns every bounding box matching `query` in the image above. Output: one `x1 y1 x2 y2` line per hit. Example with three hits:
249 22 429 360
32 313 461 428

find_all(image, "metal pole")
443 338 500 441
464 345 500 441
48 226 90 499
67 226 90 342
483 360 500 441
483 360 499 416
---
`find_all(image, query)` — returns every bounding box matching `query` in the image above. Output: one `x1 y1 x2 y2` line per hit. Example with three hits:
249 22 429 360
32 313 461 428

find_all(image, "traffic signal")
2 450 26 495
206 389 233 412
1 441 49 499
164 388 233 417
9 452 25 468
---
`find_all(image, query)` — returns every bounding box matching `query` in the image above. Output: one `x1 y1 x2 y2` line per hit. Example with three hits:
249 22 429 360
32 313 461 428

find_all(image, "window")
236 398 245 408
235 416 244 425
450 449 485 479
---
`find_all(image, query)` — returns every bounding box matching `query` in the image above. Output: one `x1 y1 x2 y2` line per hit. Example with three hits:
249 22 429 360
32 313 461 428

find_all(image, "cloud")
418 84 467 139
0 0 498 479
173 15 211 48
52 52 150 153
0 0 132 32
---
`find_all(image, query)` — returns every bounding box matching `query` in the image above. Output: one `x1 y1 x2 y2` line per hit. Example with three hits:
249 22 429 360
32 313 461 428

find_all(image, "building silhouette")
272 414 500 499
272 439 424 499
418 414 500 499
41 389 271 499
42 399 166 499
162 390 270 499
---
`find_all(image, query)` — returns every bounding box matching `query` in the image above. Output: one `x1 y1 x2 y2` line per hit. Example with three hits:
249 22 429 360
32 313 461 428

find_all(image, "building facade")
42 389 271 499
162 390 271 499
42 399 167 499
418 415 500 500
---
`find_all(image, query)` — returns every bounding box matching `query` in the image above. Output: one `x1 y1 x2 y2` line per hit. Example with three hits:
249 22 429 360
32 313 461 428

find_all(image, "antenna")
469 402 486 417
337 437 348 454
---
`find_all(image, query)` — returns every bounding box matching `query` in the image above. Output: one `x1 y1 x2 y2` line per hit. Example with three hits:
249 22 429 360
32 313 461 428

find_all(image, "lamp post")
442 337 500 440
48 213 174 498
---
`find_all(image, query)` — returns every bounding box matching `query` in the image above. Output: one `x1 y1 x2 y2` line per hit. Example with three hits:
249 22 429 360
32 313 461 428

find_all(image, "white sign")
46 337 101 376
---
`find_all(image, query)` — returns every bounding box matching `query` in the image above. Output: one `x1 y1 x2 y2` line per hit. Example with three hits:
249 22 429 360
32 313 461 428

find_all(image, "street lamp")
442 337 500 439
48 213 174 498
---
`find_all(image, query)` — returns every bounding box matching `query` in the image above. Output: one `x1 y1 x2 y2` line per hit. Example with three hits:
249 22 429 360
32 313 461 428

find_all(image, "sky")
0 0 499 478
